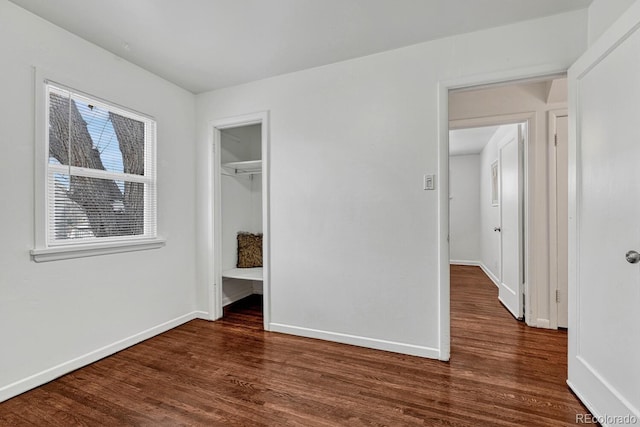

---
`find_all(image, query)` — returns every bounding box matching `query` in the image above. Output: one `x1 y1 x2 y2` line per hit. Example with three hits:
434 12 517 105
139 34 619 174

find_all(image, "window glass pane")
52 173 95 240
71 97 145 175
51 174 145 239
49 90 70 166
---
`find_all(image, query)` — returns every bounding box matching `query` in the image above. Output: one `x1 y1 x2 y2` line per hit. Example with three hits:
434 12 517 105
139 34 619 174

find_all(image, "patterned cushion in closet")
237 232 263 268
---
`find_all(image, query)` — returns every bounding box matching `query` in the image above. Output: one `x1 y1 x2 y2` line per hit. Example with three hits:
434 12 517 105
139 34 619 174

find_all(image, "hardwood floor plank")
0 267 589 425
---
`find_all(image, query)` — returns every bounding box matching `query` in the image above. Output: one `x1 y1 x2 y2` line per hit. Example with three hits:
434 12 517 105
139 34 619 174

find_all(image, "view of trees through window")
48 87 148 241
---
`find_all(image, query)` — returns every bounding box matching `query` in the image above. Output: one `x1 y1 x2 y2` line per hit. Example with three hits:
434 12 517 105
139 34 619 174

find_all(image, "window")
31 81 162 261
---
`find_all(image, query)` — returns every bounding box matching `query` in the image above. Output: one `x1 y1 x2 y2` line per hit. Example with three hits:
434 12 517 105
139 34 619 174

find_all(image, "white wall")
450 81 568 328
195 11 587 357
449 154 481 264
0 1 197 401
588 0 636 45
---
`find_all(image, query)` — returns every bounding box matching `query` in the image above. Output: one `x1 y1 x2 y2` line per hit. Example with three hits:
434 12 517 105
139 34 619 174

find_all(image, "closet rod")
222 170 260 176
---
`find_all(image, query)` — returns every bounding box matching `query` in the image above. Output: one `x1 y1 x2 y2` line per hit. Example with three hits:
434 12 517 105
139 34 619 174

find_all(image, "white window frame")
31 73 165 262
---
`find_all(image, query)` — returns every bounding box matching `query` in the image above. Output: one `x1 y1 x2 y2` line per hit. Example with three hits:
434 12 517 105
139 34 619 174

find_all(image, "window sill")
30 238 166 262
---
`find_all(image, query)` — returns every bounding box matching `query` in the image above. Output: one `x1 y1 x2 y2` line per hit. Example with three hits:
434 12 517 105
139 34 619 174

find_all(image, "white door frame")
206 112 271 330
548 109 568 330
437 65 568 361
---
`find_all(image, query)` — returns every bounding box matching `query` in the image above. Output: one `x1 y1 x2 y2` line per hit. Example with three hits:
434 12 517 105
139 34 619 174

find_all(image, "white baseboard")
479 263 500 287
269 323 440 359
0 311 200 403
194 310 210 320
449 260 481 266
536 318 550 329
569 356 640 426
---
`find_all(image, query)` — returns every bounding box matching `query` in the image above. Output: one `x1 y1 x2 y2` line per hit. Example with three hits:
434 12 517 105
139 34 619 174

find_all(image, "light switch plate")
424 174 435 190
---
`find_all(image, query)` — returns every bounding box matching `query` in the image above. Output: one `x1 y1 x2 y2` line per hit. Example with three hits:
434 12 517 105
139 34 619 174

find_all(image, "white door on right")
498 125 523 320
569 4 640 420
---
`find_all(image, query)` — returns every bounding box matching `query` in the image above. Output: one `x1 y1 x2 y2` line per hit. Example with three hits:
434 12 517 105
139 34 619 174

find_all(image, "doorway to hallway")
446 76 569 330
449 122 525 319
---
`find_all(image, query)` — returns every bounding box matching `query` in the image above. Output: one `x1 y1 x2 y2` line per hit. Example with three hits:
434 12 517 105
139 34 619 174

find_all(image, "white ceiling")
449 126 500 156
9 0 591 93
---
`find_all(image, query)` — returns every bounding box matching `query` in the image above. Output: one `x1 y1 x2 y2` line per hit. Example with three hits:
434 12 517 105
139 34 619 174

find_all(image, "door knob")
494 227 501 232
625 250 640 264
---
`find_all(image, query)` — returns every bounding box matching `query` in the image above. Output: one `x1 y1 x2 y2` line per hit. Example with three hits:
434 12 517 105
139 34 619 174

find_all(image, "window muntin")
45 83 156 246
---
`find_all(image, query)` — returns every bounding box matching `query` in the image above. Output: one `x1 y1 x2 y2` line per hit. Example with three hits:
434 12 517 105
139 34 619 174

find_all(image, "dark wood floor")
1 265 588 426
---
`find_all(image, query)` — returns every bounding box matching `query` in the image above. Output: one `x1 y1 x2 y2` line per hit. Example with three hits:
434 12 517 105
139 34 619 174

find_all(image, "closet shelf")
222 160 262 176
222 267 263 281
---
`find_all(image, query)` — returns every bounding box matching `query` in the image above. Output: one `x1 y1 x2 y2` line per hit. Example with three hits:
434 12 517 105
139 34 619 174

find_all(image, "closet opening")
220 124 263 305
209 112 270 329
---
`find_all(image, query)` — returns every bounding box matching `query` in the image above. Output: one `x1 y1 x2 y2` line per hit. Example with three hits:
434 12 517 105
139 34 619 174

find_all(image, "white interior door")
555 115 569 329
568 4 640 419
498 126 523 320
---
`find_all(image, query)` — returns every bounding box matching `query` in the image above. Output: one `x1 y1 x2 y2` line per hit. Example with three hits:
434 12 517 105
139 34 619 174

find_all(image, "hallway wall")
449 154 481 263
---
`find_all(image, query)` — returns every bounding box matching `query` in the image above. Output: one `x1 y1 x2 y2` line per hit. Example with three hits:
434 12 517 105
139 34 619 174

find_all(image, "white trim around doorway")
437 64 569 361
548 108 568 330
206 112 271 330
